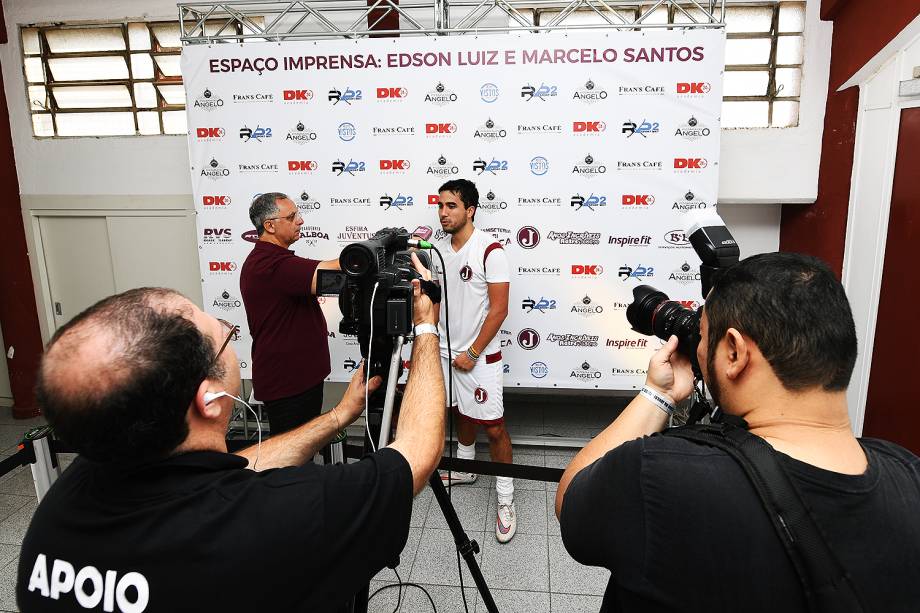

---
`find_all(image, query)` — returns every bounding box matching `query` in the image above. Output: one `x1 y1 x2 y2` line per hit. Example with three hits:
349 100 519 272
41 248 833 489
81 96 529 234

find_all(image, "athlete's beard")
444 217 469 235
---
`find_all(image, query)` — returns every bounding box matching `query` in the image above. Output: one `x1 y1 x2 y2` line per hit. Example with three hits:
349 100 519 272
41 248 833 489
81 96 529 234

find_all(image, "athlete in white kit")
432 179 516 543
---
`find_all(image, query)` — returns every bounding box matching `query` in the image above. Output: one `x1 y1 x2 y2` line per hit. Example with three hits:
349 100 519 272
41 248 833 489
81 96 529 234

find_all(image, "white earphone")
203 390 262 470
203 391 228 404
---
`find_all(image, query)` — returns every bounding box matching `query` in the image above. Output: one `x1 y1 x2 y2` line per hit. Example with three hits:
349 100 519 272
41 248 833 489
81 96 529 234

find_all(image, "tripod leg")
428 472 498 613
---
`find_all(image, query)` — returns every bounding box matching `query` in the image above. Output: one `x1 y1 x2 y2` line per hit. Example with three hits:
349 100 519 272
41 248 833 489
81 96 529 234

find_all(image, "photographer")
555 253 920 612
17 267 444 611
240 192 340 435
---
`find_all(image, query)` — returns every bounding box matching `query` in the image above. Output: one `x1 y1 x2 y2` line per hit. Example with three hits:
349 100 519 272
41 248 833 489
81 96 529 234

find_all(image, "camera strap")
662 421 865 613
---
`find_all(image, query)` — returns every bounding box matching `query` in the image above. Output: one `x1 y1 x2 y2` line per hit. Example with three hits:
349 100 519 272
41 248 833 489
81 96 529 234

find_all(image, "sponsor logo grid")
186 31 724 387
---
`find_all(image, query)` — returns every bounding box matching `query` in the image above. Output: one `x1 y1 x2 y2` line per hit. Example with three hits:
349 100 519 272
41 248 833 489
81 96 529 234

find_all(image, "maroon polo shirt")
240 241 331 402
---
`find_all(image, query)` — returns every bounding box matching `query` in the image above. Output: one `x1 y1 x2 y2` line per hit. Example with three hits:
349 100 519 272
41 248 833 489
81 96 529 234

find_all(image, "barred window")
532 1 806 128
21 20 261 137
21 4 804 137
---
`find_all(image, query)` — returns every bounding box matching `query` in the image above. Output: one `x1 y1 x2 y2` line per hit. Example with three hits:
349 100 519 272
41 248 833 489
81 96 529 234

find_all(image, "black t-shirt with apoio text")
561 435 920 613
17 448 413 612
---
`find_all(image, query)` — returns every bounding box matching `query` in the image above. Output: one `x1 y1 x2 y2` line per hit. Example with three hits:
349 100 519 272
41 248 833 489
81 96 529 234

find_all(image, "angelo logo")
474 387 489 404
459 265 473 281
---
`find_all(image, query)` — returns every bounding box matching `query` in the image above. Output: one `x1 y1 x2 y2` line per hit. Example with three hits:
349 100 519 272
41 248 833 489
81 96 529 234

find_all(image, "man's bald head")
38 288 225 463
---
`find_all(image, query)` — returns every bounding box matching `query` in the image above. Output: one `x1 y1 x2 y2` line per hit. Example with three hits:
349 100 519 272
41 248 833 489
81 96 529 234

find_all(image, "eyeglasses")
215 318 240 360
265 210 301 223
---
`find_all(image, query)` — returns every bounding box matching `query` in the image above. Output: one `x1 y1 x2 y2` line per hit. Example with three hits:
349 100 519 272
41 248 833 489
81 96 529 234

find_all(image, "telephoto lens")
626 285 701 358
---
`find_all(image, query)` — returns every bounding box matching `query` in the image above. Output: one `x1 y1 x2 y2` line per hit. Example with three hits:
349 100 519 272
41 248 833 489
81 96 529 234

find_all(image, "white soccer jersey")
434 227 510 359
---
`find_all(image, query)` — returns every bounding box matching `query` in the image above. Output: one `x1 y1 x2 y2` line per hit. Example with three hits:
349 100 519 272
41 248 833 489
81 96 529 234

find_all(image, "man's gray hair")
249 192 289 236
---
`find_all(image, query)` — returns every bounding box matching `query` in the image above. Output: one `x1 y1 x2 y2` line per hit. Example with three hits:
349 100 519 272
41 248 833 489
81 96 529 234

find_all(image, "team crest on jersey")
460 265 473 281
474 387 489 403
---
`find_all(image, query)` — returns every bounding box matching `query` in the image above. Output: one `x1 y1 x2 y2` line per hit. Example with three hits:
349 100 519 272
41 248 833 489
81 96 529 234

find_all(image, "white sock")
496 476 514 506
457 441 476 461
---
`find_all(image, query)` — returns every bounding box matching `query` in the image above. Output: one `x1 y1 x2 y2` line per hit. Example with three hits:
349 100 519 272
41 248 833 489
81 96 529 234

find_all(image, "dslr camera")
626 214 740 365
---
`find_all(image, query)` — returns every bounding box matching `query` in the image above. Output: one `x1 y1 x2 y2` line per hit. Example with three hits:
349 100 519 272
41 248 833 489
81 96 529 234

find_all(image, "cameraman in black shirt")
17 257 444 612
556 252 920 612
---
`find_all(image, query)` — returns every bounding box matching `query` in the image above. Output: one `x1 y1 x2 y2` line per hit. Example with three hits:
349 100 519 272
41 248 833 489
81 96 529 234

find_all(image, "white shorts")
441 353 505 424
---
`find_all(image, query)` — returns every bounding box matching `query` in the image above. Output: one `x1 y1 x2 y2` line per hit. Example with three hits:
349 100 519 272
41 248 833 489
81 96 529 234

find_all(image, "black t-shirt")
560 435 920 613
17 448 413 612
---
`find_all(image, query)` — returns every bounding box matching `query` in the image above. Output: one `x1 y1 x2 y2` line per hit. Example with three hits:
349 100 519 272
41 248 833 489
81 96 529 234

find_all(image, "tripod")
352 335 498 613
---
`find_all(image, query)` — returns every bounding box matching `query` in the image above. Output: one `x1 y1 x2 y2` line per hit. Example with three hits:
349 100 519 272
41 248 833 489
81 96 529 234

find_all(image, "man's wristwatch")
413 323 439 338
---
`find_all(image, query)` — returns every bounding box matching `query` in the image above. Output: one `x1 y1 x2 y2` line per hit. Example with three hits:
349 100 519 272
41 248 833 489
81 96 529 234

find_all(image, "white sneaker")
496 501 517 543
440 470 478 486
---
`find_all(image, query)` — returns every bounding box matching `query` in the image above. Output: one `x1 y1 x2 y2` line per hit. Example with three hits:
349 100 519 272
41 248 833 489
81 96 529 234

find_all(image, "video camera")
626 213 740 367
317 227 434 379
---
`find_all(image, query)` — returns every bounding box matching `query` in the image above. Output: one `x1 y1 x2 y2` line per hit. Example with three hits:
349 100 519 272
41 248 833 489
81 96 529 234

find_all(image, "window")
21 20 256 137
532 1 806 128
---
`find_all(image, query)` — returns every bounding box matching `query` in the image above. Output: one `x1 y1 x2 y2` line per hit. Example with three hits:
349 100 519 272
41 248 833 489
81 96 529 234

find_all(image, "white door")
39 216 116 330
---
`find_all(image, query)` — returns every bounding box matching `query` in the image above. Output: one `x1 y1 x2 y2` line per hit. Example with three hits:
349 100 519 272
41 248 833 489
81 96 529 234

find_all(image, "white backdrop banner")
182 30 725 390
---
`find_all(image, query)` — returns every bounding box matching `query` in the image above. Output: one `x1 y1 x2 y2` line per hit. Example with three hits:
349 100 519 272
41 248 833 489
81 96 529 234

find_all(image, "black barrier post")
428 471 499 613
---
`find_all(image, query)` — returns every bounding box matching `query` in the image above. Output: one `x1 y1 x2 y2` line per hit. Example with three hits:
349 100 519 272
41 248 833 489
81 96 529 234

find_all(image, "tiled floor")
0 403 616 613
368 446 609 613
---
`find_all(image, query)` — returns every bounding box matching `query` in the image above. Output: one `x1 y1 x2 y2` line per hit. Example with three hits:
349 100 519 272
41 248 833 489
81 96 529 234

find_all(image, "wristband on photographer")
639 386 676 417
413 323 439 338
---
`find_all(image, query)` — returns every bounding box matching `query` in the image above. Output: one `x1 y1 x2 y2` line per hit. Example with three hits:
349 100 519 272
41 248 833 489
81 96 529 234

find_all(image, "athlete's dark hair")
439 179 479 222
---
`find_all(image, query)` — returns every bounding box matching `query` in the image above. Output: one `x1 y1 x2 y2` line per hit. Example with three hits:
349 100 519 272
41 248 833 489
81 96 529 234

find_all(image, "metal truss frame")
179 0 725 42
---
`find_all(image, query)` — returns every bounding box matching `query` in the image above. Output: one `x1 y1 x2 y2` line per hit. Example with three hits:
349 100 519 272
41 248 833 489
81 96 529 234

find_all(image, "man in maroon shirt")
240 192 340 435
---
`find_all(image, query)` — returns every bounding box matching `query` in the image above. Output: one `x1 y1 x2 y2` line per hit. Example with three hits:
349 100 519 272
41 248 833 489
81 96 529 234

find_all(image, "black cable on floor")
367 568 438 613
